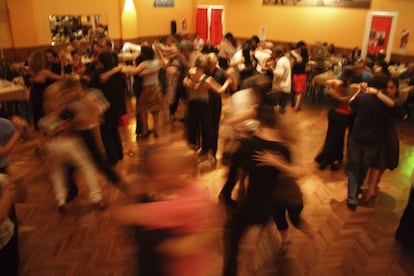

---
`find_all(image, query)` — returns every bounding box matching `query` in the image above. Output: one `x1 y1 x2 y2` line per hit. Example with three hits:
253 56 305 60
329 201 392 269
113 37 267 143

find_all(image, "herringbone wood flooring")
8 97 414 276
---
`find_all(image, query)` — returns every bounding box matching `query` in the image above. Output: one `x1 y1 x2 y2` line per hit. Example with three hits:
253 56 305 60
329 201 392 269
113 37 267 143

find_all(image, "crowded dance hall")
1 0 414 275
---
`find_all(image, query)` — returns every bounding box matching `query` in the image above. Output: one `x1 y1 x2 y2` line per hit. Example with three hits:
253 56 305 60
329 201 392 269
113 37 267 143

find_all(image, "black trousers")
209 93 222 157
277 92 289 113
268 91 289 112
100 117 123 165
78 129 120 183
169 84 186 116
187 100 212 153
220 165 238 201
315 109 353 166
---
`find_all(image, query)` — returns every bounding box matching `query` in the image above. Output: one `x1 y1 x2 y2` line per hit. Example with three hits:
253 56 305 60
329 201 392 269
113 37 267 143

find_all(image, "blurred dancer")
395 170 414 252
271 46 291 114
116 144 216 276
39 80 107 212
346 73 389 210
183 55 233 159
315 67 357 171
0 116 28 276
222 104 303 275
168 40 194 121
44 77 126 190
207 53 238 164
363 78 406 203
0 174 18 276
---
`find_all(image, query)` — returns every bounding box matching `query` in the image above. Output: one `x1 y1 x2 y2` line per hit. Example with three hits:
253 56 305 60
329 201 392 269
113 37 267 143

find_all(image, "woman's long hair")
97 52 116 71
28 49 48 76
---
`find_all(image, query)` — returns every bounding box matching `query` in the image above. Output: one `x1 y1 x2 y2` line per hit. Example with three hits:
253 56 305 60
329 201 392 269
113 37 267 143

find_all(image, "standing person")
132 54 145 136
167 40 194 121
183 55 233 159
0 174 18 276
315 67 357 170
364 78 406 203
230 40 256 87
350 59 373 84
28 49 62 127
395 170 414 252
206 53 238 164
92 52 126 165
290 41 309 111
218 33 237 70
271 45 292 114
39 81 107 212
346 73 389 211
0 116 28 276
44 77 126 189
222 104 298 276
115 145 216 276
97 38 118 67
130 46 162 138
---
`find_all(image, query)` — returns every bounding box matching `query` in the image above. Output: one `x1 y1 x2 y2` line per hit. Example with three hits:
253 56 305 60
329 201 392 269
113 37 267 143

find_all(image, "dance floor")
9 96 414 276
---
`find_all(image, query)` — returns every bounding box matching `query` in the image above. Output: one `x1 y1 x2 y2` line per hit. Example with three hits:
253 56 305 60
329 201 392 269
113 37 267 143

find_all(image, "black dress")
371 101 405 170
223 136 291 276
30 81 48 128
92 72 126 165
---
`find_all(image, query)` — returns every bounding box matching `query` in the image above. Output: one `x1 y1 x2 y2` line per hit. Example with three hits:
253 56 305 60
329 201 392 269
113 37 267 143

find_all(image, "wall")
135 0 195 38
0 0 13 50
225 0 414 55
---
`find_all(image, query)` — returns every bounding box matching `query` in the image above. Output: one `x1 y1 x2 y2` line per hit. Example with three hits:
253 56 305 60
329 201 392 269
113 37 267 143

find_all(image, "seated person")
400 62 414 85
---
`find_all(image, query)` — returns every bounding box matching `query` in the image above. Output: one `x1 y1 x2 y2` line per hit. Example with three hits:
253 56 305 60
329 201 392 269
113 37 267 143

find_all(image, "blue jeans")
346 141 378 204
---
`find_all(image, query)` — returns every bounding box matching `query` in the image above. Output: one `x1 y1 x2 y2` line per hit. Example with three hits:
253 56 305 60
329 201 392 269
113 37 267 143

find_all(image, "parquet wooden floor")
8 96 414 276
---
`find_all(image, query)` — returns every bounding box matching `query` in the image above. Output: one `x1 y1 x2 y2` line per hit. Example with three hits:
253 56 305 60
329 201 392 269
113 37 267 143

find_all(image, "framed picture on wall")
262 0 371 9
361 11 399 61
154 0 174 7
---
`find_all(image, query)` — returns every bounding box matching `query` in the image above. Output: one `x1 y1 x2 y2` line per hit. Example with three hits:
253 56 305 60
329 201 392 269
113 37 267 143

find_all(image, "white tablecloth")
0 80 29 101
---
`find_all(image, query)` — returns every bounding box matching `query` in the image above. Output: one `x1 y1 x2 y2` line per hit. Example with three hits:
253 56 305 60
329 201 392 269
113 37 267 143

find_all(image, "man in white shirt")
271 45 292 114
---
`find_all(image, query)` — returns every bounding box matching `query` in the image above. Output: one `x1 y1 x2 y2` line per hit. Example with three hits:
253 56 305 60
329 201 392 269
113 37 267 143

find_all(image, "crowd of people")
0 32 414 275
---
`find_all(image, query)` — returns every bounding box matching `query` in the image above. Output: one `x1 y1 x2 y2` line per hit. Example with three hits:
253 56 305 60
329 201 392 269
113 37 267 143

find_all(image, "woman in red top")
315 66 358 170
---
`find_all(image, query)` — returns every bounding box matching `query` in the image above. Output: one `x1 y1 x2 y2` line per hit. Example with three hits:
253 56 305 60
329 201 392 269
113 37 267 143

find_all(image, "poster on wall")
361 11 399 61
367 16 393 56
154 0 174 7
399 28 410 54
262 0 371 9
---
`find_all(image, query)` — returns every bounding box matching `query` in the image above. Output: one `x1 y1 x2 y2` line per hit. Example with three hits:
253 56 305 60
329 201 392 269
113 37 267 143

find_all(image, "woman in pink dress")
115 145 216 276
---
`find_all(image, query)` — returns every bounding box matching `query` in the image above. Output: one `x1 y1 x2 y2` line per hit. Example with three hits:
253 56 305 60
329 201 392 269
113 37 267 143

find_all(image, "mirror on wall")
48 15 108 45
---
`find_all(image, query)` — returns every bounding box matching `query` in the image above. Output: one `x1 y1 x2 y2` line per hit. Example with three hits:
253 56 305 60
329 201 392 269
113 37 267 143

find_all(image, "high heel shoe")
364 190 377 204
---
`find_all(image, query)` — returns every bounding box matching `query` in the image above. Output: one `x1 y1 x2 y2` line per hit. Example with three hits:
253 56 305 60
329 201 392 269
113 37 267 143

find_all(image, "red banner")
367 15 393 55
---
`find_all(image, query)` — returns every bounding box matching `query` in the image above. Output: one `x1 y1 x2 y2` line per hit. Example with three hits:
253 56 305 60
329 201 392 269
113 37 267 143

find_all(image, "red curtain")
209 9 223 46
367 16 393 55
196 8 208 42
